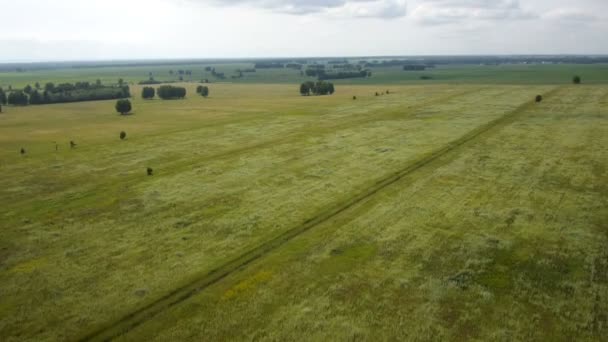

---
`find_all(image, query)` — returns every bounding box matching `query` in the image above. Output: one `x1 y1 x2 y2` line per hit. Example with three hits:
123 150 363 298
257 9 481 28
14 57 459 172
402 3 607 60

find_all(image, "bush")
115 99 132 115
157 85 186 99
353 96 357 100
120 131 127 140
147 167 153 176
299 81 334 96
142 87 155 99
535 95 543 103
200 86 209 97
573 76 582 84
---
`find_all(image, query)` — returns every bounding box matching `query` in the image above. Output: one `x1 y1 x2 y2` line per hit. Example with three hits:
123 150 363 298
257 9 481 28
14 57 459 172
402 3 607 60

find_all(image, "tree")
535 95 543 103
142 87 155 99
196 85 203 94
147 167 154 176
24 85 33 94
353 96 357 100
120 131 127 140
115 99 132 115
118 78 124 87
29 90 43 104
200 86 209 97
0 90 6 105
35 82 41 89
157 85 186 99
573 76 581 84
45 82 55 92
96 79 102 87
8 91 29 105
300 81 315 96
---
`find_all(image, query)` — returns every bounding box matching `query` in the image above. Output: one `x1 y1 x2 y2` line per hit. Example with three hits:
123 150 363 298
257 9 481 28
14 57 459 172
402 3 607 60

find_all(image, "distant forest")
2 55 608 72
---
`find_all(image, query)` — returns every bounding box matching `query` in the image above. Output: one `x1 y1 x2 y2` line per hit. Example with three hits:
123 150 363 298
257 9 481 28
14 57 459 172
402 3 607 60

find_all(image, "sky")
1 0 607 61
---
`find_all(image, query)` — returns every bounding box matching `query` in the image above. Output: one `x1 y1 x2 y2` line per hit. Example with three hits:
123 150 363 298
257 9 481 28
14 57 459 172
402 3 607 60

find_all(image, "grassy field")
2 63 608 88
0 80 607 340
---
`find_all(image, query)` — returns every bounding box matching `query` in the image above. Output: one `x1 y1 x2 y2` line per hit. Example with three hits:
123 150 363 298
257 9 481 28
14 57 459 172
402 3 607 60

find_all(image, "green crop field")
0 65 607 341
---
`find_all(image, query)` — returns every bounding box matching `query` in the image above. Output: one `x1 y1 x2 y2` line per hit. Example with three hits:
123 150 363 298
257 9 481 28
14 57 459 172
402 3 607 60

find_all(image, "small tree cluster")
573 76 582 84
115 99 132 115
196 85 209 97
157 85 186 99
142 87 155 99
299 81 335 96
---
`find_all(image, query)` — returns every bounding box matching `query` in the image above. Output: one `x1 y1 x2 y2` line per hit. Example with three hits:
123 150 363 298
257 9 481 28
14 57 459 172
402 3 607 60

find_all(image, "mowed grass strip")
118 85 608 341
1 84 554 341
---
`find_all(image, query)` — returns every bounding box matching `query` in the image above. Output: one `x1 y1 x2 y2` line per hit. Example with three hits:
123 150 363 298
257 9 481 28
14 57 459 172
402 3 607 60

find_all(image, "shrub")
20 148 26 155
147 167 153 176
573 76 581 84
115 99 132 115
120 131 127 140
200 86 209 97
375 92 379 96
142 87 155 99
70 141 76 149
157 85 186 99
353 96 357 100
535 95 543 103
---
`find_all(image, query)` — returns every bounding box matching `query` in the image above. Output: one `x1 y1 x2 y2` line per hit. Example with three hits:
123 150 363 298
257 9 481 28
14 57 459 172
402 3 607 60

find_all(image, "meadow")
0 63 607 341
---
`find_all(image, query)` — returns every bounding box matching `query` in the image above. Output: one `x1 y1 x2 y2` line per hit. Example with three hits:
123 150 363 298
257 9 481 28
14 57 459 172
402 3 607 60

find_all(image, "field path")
79 86 561 341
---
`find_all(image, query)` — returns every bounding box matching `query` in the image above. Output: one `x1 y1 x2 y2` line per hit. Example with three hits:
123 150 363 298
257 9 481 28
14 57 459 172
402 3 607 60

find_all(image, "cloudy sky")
1 0 607 61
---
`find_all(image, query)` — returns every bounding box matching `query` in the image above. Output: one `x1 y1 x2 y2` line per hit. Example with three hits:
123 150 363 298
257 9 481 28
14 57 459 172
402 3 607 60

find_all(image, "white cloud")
203 0 407 18
411 0 535 25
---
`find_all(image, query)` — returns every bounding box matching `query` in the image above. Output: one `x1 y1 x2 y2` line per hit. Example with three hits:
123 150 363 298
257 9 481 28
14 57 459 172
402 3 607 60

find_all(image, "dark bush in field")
115 99 132 115
158 85 186 99
20 148 26 155
8 91 29 105
375 92 379 96
200 86 209 97
536 95 543 102
353 96 357 100
299 81 334 96
70 141 76 148
0 90 6 105
157 85 186 99
147 167 153 176
24 85 33 94
120 131 127 140
142 87 155 99
573 76 581 84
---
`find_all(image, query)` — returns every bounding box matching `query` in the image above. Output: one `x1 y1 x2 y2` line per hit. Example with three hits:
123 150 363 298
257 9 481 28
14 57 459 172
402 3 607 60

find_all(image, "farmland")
0 64 607 341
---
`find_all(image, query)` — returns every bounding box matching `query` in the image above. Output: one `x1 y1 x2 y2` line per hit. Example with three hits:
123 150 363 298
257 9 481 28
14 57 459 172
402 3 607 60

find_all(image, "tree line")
0 81 130 106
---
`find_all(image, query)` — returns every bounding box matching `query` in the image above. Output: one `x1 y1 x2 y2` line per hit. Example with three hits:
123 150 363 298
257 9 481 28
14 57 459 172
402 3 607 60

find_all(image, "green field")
1 65 607 341
2 63 608 89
